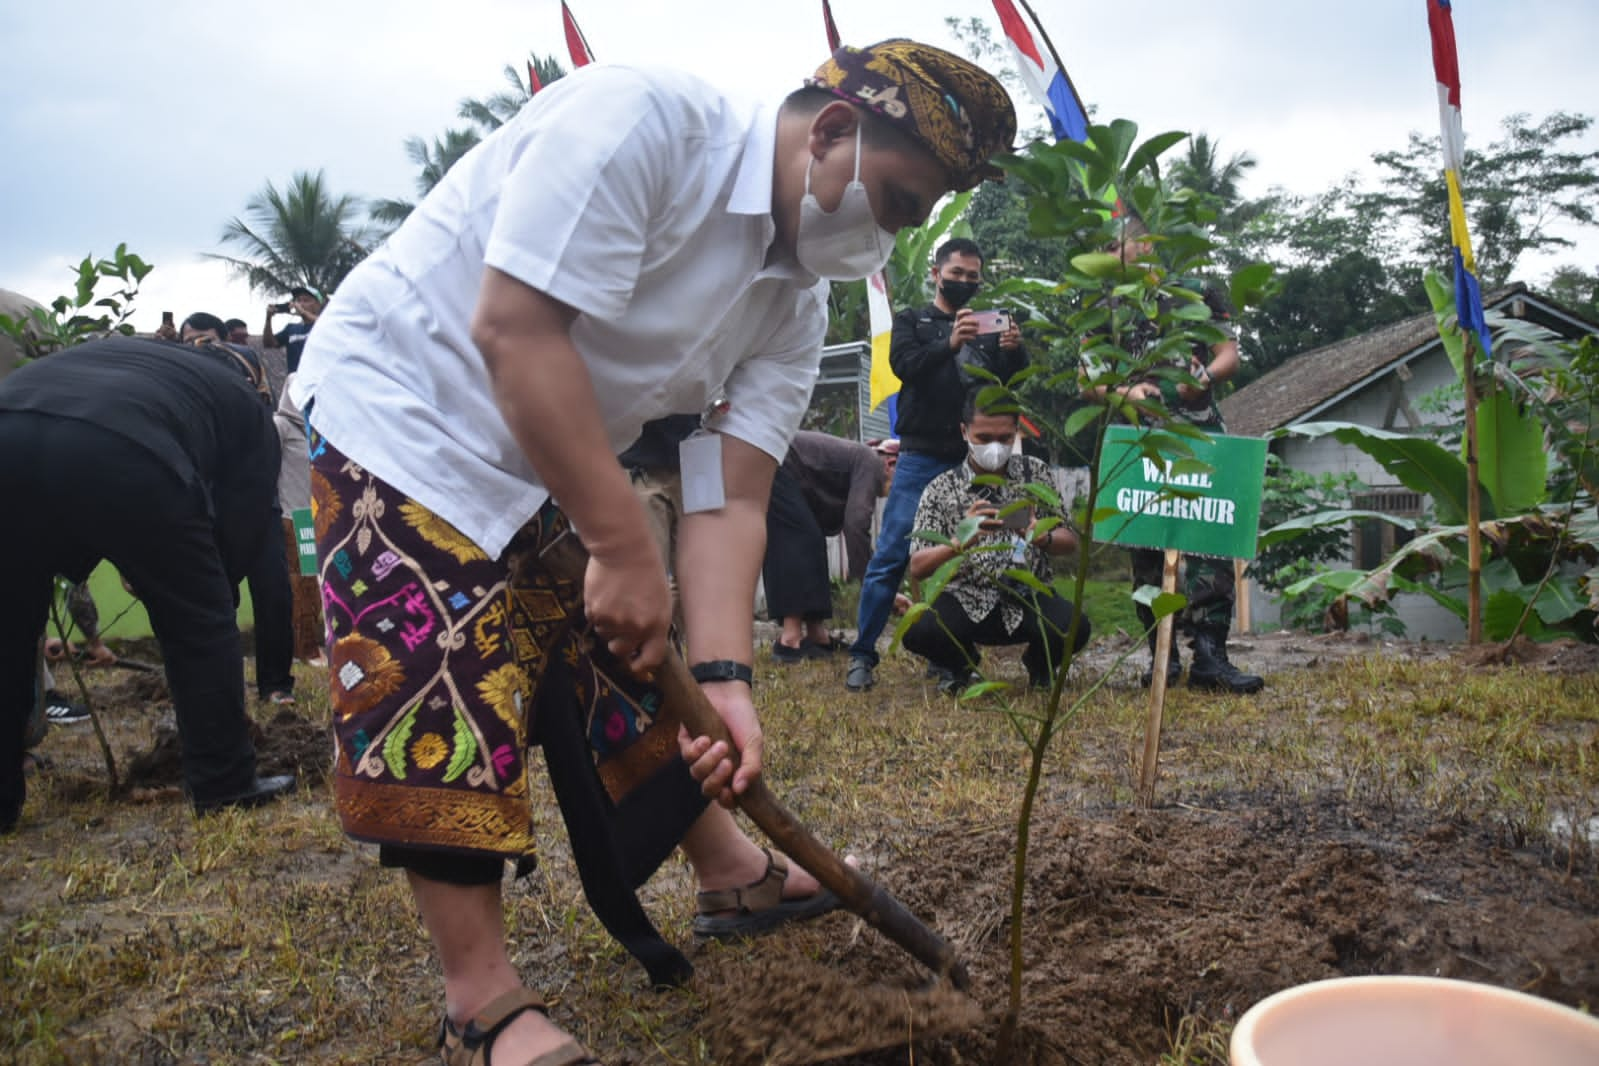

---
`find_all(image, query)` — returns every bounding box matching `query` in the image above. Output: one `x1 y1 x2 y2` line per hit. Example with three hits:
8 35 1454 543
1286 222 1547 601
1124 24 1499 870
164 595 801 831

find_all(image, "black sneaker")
771 640 807 664
800 637 841 658
43 690 90 725
936 668 979 697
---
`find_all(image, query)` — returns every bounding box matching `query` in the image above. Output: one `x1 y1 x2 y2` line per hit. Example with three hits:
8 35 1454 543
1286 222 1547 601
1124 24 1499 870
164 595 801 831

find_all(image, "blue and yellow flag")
1427 0 1492 356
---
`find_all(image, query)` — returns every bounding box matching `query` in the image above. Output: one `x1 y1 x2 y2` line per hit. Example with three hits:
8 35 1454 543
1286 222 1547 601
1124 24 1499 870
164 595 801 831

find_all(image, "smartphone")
1000 505 1033 532
161 310 174 327
970 309 1011 336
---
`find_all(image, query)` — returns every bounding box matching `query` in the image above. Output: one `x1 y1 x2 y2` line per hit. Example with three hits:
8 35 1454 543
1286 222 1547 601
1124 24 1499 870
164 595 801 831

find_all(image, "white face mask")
795 124 896 280
967 439 1011 472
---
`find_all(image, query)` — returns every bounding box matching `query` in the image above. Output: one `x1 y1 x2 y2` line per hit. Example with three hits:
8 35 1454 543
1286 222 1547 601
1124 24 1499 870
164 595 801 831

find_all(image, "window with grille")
1353 488 1424 569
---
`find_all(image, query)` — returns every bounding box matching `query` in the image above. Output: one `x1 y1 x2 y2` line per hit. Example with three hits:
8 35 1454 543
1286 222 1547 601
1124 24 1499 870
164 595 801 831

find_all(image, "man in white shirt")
292 40 1013 1063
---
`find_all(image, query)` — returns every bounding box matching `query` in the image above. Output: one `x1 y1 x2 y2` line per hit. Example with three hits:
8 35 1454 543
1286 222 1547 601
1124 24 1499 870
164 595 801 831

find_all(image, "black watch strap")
689 660 754 686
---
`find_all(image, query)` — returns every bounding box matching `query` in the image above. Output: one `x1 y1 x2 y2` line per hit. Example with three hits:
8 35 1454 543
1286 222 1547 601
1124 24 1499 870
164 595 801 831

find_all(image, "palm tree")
1171 133 1265 236
370 129 484 227
212 170 373 296
371 55 569 230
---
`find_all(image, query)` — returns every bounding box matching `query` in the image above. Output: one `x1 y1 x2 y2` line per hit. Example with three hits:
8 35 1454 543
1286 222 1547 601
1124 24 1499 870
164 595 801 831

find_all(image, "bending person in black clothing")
847 237 1027 691
181 312 296 705
0 336 295 833
764 432 891 661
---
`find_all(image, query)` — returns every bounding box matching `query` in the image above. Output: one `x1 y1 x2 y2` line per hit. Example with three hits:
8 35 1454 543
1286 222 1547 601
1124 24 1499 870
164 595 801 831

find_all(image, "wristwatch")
689 660 754 686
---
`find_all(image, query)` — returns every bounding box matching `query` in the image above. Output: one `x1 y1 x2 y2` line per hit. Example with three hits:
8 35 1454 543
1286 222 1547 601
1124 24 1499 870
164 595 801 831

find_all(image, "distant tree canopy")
963 109 1598 395
1228 110 1599 381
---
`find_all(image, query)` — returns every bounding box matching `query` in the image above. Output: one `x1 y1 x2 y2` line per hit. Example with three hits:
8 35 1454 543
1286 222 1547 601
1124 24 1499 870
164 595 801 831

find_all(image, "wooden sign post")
1094 427 1268 807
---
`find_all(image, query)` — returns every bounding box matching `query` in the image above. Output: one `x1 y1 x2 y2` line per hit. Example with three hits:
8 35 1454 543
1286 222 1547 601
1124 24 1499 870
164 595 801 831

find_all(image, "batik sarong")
309 432 677 861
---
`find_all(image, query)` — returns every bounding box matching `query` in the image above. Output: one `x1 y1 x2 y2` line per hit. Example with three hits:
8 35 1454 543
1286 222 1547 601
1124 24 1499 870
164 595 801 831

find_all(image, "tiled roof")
1218 285 1526 438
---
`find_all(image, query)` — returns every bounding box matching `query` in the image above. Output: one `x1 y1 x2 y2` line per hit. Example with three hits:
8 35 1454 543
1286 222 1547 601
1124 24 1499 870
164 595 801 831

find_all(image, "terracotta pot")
1231 976 1599 1066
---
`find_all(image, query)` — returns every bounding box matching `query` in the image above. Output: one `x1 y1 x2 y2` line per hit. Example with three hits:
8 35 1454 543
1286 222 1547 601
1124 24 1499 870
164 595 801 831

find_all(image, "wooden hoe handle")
541 532 970 990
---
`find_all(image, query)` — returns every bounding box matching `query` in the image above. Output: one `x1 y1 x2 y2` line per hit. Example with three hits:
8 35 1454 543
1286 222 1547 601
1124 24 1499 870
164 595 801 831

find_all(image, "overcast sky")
3 0 1596 332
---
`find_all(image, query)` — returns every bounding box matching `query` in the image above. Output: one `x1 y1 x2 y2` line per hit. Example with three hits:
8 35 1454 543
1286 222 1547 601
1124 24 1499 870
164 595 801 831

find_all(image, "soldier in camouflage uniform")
1104 215 1263 694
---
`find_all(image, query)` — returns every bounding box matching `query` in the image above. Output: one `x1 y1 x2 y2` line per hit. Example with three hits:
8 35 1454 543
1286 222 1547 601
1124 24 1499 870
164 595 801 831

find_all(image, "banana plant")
1264 273 1598 641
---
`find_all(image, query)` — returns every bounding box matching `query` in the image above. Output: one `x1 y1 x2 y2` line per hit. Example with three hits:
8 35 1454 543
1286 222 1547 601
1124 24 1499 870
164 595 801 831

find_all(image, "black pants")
902 586 1090 679
762 467 832 623
244 520 295 698
0 414 260 826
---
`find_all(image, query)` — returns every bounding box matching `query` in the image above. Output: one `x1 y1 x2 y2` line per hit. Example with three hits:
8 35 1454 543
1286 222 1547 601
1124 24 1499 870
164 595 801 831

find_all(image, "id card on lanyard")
679 389 731 514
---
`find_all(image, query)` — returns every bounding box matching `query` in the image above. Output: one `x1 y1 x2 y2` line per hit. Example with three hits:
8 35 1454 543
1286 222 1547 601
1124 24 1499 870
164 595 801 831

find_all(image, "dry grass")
3 639 1597 1064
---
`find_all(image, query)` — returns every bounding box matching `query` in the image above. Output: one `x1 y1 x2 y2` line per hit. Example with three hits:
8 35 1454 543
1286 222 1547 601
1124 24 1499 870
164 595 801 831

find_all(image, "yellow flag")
867 271 899 411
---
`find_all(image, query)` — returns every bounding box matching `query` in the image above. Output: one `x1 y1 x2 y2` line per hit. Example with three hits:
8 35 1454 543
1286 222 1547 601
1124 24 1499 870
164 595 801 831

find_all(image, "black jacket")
889 303 1027 461
0 336 282 585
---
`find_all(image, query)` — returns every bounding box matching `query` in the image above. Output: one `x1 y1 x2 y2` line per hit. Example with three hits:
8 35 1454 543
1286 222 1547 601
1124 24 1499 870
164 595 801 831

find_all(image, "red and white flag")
562 1 596 67
821 0 841 50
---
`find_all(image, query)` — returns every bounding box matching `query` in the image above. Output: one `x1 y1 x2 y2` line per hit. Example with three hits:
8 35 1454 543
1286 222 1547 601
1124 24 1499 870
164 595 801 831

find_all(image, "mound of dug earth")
695 796 1598 1064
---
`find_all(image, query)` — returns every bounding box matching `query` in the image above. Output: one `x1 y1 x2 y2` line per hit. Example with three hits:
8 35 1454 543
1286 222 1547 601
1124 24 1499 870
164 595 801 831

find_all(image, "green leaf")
1474 388 1547 515
952 515 985 550
1284 569 1371 597
1124 130 1188 181
1131 584 1186 620
1170 302 1214 321
1019 480 1062 510
922 554 965 606
1149 592 1185 619
1532 576 1586 624
1424 270 1468 381
74 265 95 309
1062 404 1103 439
1258 509 1418 551
1071 252 1127 278
1483 589 1546 642
1229 262 1276 310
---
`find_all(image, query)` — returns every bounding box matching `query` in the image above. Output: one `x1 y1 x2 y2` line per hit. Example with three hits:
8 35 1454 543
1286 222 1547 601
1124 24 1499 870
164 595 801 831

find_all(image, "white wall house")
1218 285 1599 640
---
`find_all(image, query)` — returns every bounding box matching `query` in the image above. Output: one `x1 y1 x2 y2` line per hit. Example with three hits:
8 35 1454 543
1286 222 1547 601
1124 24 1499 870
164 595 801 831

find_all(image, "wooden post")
1138 548 1181 808
1234 557 1251 635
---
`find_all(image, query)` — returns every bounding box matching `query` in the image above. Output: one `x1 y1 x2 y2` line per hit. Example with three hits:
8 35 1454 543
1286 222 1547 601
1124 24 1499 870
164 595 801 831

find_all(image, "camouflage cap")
807 39 1017 191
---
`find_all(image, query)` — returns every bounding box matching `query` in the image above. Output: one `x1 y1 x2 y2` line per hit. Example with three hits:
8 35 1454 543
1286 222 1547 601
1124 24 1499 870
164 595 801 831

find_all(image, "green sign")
292 507 319 577
1094 426 1268 560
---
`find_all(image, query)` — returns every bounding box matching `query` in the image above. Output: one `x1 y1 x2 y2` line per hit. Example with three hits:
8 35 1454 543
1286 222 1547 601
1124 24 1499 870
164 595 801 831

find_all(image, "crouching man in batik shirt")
903 391 1091 695
289 40 1016 1065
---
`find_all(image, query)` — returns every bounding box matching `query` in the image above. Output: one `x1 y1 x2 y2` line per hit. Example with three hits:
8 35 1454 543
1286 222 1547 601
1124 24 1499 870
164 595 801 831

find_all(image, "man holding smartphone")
262 285 323 374
900 391 1088 693
846 237 1026 692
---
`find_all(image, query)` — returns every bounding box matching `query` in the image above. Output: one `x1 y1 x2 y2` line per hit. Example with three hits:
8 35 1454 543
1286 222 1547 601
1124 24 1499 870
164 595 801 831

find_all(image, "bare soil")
6 632 1597 1065
697 796 1598 1064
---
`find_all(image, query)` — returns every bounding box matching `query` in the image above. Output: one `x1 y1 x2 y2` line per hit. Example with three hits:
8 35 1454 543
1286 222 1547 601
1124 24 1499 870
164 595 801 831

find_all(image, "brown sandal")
437 988 600 1066
692 848 840 941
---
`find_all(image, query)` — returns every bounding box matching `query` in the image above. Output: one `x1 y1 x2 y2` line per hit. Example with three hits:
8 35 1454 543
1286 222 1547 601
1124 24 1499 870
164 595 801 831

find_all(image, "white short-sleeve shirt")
290 63 827 557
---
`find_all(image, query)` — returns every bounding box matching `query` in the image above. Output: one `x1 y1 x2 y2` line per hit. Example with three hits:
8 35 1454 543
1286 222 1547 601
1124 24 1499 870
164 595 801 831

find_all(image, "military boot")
1187 626 1264 694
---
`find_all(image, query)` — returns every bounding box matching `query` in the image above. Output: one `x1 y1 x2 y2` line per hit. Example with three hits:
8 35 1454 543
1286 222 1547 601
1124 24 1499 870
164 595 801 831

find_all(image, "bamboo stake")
1137 548 1180 807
